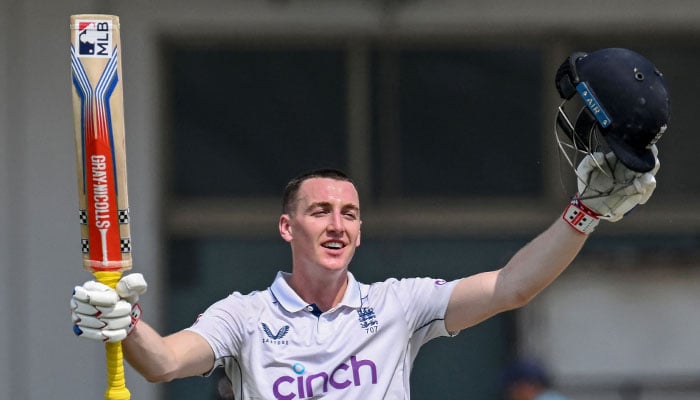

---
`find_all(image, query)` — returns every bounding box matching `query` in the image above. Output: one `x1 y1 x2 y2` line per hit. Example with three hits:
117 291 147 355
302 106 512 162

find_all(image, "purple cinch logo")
272 355 378 399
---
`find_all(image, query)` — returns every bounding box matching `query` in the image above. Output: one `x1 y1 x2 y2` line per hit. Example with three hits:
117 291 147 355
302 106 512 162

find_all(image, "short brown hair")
282 168 353 214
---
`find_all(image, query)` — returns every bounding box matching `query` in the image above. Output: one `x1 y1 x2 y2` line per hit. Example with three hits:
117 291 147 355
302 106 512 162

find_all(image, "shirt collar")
270 270 362 313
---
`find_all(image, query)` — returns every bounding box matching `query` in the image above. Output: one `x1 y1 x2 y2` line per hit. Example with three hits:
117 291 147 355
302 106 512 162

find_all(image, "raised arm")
122 321 214 382
445 146 661 333
71 273 215 382
444 218 585 333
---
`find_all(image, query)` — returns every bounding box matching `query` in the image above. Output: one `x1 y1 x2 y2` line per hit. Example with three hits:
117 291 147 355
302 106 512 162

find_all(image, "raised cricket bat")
70 14 133 400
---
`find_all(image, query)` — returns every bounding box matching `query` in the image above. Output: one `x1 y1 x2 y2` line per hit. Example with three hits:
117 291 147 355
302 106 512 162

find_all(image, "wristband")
563 198 600 235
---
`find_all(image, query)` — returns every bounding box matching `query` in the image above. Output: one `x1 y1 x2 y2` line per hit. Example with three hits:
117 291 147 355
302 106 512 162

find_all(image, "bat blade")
71 14 132 274
70 14 132 400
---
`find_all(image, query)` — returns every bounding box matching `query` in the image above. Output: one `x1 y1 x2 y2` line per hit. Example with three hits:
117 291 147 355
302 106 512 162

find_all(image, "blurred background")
2 0 700 399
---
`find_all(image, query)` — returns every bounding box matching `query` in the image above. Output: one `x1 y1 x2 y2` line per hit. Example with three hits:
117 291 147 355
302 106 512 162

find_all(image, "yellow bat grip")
94 270 131 400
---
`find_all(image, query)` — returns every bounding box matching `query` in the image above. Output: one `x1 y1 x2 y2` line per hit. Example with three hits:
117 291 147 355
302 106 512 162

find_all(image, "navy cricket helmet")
555 48 671 172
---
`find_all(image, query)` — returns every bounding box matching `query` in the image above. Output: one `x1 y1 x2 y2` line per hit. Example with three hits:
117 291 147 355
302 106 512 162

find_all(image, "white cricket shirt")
186 271 458 399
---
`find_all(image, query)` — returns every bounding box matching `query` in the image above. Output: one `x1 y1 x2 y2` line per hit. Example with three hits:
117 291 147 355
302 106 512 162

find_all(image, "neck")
287 269 348 312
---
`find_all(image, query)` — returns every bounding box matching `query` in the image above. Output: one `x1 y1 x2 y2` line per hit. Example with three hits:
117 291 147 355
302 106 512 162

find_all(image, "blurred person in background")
501 359 571 400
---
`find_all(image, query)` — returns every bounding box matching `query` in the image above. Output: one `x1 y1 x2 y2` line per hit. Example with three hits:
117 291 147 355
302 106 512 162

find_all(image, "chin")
320 262 349 272
318 258 351 272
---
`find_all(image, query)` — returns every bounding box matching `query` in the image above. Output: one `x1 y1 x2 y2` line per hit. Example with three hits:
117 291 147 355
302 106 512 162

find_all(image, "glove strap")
563 197 600 235
127 303 142 336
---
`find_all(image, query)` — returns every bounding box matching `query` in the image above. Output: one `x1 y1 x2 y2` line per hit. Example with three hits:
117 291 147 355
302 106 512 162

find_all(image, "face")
279 177 361 274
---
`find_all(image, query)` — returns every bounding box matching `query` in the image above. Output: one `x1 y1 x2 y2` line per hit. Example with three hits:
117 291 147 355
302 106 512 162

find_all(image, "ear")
279 214 293 243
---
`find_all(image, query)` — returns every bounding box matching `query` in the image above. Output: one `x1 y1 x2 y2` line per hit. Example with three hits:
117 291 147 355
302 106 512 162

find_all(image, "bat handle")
94 270 131 400
104 341 130 400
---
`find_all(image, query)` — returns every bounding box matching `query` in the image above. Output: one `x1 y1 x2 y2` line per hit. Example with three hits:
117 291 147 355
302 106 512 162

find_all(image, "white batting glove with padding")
563 146 659 234
71 273 147 343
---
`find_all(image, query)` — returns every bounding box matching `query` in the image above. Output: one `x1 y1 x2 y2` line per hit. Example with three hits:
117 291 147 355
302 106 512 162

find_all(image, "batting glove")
563 146 659 234
71 273 147 343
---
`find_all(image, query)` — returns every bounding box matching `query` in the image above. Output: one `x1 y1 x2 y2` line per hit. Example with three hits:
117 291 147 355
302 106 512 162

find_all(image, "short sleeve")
185 292 251 369
385 277 459 343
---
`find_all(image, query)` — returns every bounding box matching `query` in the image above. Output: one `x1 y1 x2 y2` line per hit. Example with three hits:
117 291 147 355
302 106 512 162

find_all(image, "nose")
327 211 344 233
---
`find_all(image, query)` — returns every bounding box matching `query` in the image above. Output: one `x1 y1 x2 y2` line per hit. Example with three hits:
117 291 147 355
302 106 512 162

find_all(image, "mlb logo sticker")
75 19 112 57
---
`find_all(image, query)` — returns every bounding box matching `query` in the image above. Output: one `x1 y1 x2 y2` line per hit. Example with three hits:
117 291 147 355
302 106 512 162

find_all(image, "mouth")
321 240 345 250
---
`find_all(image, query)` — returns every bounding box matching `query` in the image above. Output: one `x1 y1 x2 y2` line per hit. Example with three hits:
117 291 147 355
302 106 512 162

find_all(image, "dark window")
168 48 348 198
372 49 544 197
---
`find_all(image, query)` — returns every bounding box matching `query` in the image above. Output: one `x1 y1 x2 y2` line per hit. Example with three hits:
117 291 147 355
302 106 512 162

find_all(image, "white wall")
520 262 700 397
1 1 699 399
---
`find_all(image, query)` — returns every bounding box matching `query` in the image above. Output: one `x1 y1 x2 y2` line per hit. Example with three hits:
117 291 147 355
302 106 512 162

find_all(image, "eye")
343 210 358 220
310 207 329 216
